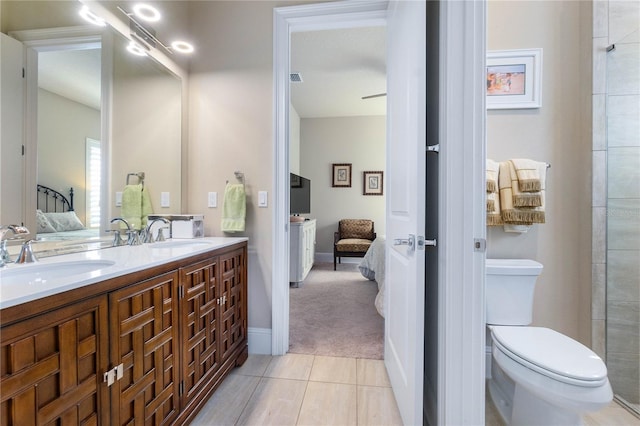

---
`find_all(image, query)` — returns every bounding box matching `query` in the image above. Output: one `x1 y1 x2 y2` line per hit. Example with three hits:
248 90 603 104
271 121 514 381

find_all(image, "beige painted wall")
486 1 592 344
188 1 317 330
290 104 301 175
300 116 386 254
38 89 100 225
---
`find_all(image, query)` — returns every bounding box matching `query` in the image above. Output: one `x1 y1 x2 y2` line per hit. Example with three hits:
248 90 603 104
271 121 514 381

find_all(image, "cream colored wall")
188 1 316 330
487 1 592 344
300 116 386 254
290 104 301 175
38 89 100 225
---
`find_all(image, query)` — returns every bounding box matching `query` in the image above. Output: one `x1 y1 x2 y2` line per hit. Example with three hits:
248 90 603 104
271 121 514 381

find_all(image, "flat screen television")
290 173 311 215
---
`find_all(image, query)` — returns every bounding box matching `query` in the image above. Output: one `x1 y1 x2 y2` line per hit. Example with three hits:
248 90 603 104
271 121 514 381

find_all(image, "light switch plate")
160 192 170 208
208 192 217 208
258 191 268 207
115 192 123 207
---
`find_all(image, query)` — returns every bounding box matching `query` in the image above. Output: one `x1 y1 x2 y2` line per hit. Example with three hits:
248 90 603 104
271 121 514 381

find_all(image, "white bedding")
359 236 386 317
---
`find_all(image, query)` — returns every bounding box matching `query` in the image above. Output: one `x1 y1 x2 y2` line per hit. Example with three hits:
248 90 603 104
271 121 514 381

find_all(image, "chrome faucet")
0 225 30 267
143 218 171 243
109 217 141 246
15 239 38 264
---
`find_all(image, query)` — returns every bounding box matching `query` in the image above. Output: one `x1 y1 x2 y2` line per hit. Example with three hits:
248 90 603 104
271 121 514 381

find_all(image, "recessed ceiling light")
133 4 161 22
127 41 148 56
171 41 194 54
79 6 107 27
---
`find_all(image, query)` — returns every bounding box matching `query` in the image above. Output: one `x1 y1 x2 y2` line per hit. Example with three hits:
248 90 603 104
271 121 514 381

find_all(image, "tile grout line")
233 376 262 426
294 355 315 426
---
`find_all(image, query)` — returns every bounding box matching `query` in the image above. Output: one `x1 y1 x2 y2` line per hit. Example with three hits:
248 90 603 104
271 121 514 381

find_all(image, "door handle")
394 234 415 251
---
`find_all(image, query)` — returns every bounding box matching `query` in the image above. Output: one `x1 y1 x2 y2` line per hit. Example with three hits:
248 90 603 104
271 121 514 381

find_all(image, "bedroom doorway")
287 23 387 359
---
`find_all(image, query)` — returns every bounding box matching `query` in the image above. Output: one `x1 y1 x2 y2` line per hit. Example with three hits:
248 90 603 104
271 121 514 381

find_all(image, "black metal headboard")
37 185 74 212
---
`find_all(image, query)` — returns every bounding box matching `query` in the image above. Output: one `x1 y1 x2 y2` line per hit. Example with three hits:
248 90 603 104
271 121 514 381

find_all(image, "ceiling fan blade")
361 93 387 100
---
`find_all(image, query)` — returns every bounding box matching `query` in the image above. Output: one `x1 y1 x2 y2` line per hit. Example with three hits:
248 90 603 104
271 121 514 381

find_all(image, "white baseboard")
315 252 361 264
248 327 272 355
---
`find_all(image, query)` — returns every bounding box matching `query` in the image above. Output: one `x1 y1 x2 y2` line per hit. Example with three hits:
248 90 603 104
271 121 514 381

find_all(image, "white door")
384 1 427 425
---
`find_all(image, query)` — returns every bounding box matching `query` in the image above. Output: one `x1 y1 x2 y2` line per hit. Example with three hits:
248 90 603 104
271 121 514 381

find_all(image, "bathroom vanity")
0 238 248 425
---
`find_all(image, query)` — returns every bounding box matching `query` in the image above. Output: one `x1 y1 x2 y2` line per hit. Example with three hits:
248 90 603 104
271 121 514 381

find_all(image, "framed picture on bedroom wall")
363 171 384 195
486 48 542 110
332 163 352 187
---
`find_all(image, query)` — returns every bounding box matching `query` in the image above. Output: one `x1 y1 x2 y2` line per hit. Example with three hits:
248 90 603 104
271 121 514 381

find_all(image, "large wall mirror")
1 0 183 253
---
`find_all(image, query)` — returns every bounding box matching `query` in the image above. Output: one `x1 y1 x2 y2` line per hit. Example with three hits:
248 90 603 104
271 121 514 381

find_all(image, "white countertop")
0 237 247 310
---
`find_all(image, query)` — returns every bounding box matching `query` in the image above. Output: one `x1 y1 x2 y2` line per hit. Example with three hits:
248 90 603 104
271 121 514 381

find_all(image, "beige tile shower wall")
486 1 593 344
300 116 386 254
604 0 640 404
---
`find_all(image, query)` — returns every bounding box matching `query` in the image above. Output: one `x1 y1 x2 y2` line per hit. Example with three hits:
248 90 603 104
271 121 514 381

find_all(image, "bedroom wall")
300 116 386 255
38 88 100 225
486 0 593 344
290 104 301 175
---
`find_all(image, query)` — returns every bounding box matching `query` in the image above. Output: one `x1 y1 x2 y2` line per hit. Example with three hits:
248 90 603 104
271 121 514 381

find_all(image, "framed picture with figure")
332 163 352 188
487 48 542 109
363 171 384 195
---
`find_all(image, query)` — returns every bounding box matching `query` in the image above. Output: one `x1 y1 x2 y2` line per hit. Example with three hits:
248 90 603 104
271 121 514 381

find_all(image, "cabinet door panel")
109 272 180 425
219 248 247 362
0 296 109 425
180 258 219 404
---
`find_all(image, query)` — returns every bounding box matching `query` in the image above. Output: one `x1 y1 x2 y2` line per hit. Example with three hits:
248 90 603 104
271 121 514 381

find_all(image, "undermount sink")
150 240 211 249
0 260 116 286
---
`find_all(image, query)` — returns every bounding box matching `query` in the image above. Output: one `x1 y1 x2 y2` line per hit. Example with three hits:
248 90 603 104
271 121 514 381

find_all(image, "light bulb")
79 6 107 27
171 41 194 54
127 42 148 57
132 4 161 22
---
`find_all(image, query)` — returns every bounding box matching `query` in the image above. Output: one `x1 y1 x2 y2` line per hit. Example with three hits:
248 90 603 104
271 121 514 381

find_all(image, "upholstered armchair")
333 219 376 270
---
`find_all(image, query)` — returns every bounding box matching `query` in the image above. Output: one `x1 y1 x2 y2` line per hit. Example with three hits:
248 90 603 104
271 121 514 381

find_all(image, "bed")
36 185 99 241
358 236 386 317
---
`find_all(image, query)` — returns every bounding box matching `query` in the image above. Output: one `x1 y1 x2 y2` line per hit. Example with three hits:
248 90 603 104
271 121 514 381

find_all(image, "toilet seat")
491 326 608 387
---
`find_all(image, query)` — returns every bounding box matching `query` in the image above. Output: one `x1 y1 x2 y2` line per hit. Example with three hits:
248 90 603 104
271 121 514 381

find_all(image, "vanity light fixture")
126 41 148 57
170 41 194 54
132 4 161 23
79 5 107 27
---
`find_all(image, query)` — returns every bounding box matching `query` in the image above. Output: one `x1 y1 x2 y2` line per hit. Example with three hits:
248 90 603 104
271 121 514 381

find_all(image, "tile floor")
191 353 403 426
192 353 640 426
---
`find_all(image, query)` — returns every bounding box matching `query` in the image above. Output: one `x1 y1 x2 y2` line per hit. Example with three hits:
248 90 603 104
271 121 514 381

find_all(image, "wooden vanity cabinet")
0 242 248 425
178 246 248 422
0 295 110 425
109 271 181 425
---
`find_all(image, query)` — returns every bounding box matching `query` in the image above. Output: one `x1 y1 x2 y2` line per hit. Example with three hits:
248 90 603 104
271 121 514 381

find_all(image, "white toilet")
486 258 613 425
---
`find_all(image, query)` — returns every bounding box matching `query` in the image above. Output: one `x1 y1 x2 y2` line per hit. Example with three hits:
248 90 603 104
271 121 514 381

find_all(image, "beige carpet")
289 262 384 359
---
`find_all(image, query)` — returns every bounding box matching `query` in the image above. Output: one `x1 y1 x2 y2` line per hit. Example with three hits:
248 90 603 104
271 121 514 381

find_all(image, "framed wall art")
332 163 352 187
363 171 384 195
486 48 542 109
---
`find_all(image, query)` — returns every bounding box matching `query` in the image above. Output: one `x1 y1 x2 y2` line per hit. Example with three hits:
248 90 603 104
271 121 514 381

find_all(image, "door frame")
272 1 487 424
272 0 388 357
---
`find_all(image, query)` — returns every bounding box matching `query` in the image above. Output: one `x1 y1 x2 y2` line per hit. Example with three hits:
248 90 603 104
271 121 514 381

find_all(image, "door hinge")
22 145 25 156
22 68 25 78
426 144 439 153
103 363 124 386
474 238 486 252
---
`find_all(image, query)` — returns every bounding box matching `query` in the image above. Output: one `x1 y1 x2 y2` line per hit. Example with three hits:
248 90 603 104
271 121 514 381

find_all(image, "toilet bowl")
486 259 612 425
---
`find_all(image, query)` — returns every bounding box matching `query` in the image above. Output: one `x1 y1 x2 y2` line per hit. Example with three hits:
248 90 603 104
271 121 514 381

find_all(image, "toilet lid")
492 326 607 385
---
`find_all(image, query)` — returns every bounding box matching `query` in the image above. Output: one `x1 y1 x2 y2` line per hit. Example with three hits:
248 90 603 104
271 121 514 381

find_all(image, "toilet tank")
486 259 543 325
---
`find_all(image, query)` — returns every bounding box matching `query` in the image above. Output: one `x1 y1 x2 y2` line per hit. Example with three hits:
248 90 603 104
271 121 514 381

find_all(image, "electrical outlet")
208 192 217 208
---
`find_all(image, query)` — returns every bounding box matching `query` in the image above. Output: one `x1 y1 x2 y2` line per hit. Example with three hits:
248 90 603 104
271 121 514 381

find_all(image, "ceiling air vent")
289 72 303 83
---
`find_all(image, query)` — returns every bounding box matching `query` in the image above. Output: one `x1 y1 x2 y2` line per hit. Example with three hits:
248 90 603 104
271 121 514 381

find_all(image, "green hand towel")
221 183 246 233
122 184 143 230
141 187 153 227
